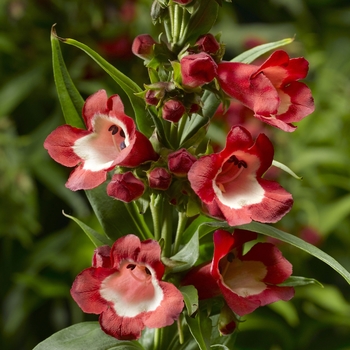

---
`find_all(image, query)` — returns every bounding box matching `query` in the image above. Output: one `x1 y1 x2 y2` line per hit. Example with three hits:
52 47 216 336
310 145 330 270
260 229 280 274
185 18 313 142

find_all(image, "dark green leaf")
33 322 144 350
239 222 350 285
51 25 85 128
279 276 323 288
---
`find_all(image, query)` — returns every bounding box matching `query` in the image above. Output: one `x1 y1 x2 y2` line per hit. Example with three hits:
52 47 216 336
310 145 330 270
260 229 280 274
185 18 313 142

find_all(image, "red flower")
181 52 218 88
217 50 315 132
71 235 184 340
188 125 293 226
44 90 158 191
107 172 145 202
183 229 294 316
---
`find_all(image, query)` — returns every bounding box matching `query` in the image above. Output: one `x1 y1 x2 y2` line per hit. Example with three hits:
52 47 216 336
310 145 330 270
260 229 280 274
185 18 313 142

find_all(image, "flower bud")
107 172 145 202
162 99 185 123
195 34 220 54
148 167 172 190
218 304 238 336
168 148 196 176
145 90 160 106
132 34 156 60
181 52 217 88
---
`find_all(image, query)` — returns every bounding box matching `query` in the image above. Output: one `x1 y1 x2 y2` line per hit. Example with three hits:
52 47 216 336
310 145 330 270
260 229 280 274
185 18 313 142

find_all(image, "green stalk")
124 202 153 240
173 211 188 254
161 198 173 258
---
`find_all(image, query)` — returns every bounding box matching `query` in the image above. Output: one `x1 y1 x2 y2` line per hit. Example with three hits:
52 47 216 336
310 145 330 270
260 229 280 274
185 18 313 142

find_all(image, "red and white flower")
217 50 315 132
182 229 294 316
188 125 293 226
44 90 158 191
71 235 184 340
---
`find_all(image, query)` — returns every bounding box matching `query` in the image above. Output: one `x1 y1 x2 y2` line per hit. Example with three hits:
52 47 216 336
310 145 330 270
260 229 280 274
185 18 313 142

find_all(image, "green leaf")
279 276 323 288
272 160 303 180
180 285 199 316
231 37 294 64
63 211 113 247
33 322 144 350
58 33 153 137
168 231 199 273
51 25 85 129
85 181 153 241
239 222 350 285
185 311 212 350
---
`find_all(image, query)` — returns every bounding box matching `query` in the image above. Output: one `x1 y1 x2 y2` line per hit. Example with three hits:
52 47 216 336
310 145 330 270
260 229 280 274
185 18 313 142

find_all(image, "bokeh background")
1 0 350 349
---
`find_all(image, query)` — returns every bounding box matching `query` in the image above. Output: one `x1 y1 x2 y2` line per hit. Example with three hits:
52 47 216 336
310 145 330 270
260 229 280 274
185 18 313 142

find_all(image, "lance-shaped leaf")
55 32 154 137
63 211 113 247
33 322 144 350
51 25 85 129
239 221 350 285
231 37 294 64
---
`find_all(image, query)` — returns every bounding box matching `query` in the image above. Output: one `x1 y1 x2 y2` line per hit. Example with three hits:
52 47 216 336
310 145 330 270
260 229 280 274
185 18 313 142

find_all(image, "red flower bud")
181 52 218 88
168 148 196 176
145 90 159 106
132 34 156 60
107 172 145 202
195 34 220 54
148 167 172 190
162 100 185 123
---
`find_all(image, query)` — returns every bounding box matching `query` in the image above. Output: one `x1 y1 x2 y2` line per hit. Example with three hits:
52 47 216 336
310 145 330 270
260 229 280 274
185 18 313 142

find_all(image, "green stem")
173 211 188 254
173 4 181 45
161 199 173 258
124 202 153 240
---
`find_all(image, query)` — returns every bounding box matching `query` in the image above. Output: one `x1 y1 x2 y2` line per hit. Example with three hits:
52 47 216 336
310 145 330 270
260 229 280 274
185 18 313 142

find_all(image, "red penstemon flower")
188 125 293 226
71 235 184 340
182 229 294 316
44 90 158 191
217 50 315 132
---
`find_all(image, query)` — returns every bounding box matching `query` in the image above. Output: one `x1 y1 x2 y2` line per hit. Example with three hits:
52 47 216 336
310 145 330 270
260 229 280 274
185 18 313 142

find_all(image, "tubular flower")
188 125 293 226
182 229 294 316
217 50 315 132
44 90 158 191
71 235 184 340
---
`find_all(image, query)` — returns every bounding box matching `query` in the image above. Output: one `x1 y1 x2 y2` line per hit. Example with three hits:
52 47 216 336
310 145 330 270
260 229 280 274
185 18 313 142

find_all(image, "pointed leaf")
33 322 144 350
239 222 350 285
279 276 323 288
169 231 199 273
272 160 303 180
63 211 113 247
231 37 294 64
51 25 85 128
57 33 153 137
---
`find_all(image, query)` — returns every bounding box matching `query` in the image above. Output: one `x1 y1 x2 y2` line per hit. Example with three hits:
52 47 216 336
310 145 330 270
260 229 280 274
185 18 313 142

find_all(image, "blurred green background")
1 0 350 349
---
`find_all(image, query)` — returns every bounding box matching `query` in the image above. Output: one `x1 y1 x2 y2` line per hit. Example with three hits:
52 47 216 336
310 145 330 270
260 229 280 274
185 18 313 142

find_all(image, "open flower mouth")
73 115 129 171
219 253 267 298
214 153 264 209
100 261 164 317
